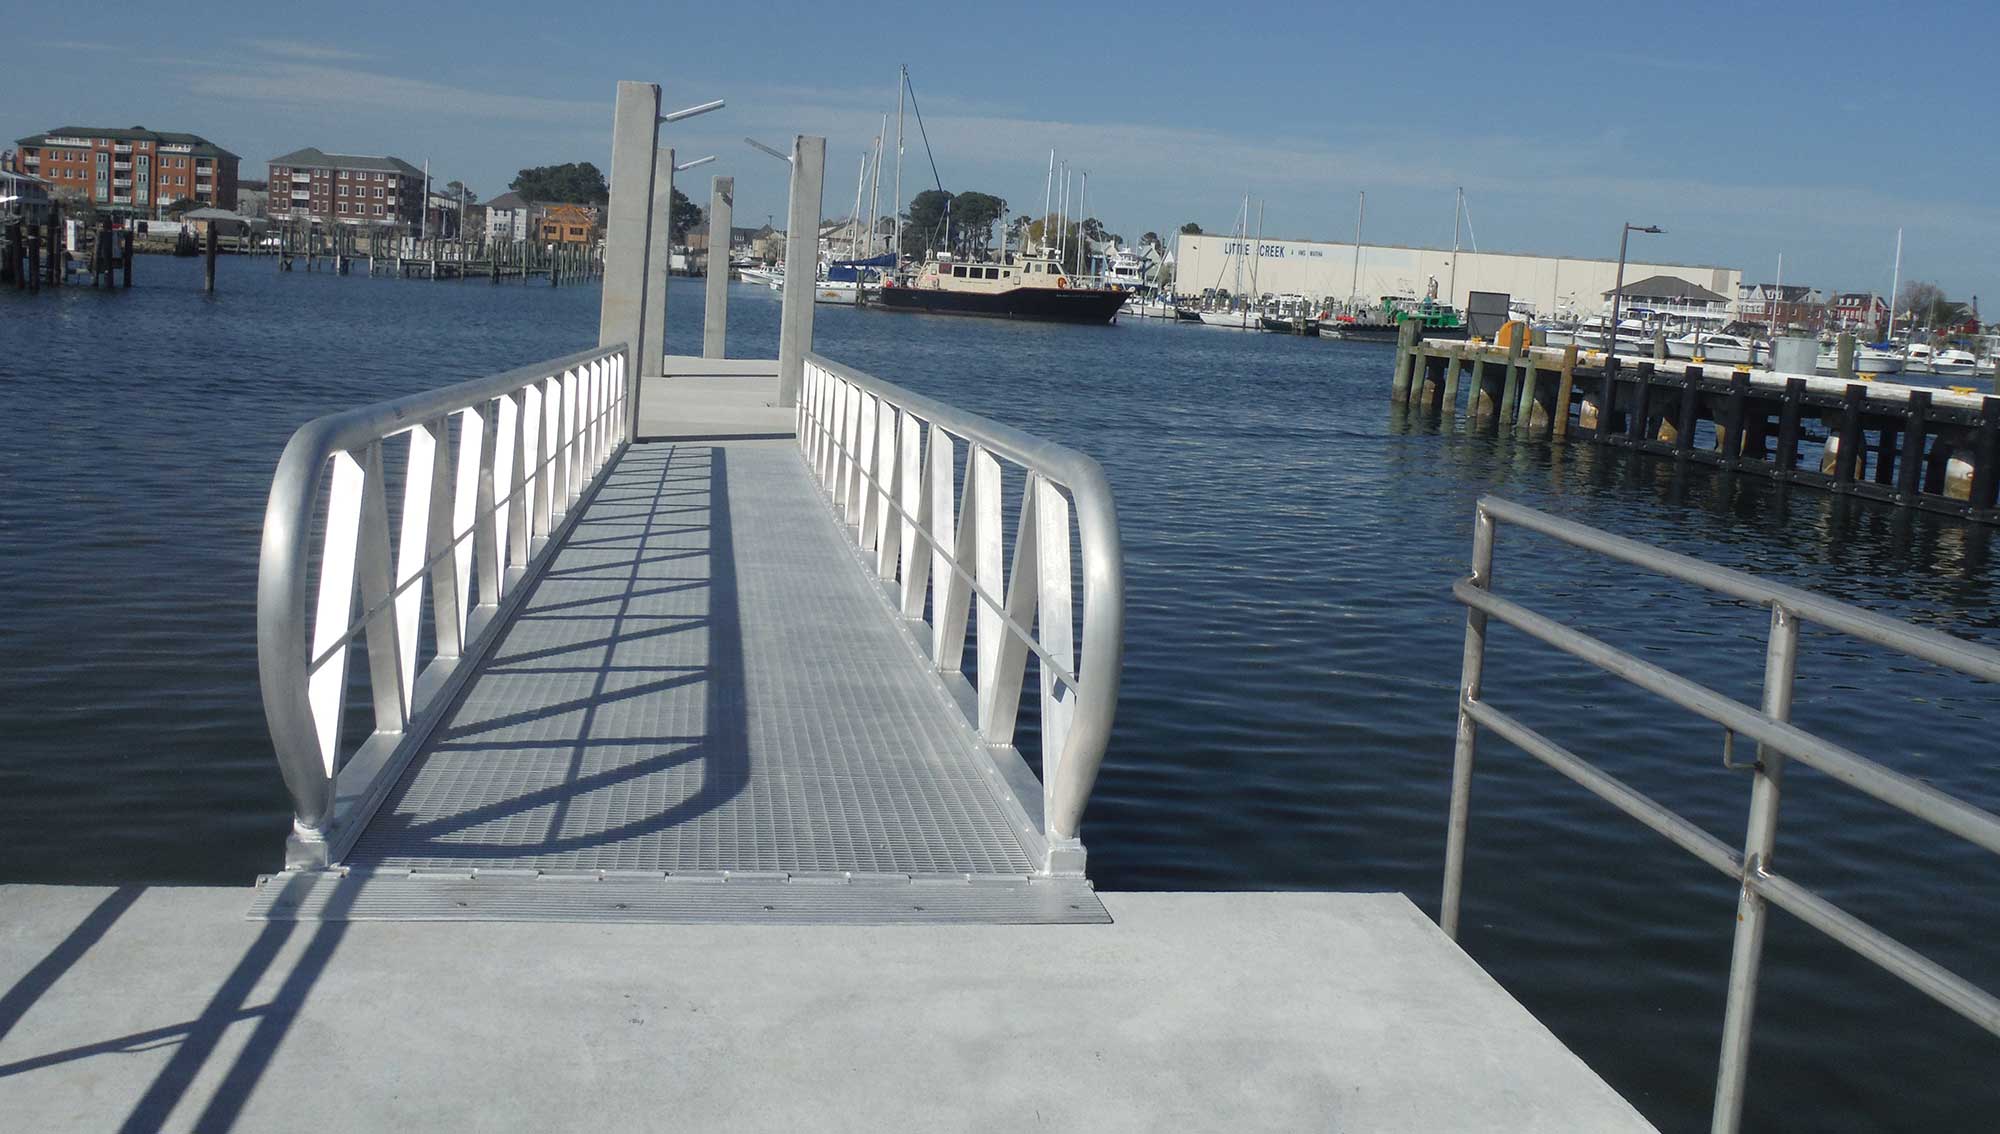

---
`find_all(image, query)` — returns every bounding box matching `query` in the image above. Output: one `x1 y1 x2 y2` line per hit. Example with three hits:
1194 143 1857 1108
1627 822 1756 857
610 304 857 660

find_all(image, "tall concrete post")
777 135 826 408
703 175 733 359
641 147 674 378
598 80 661 437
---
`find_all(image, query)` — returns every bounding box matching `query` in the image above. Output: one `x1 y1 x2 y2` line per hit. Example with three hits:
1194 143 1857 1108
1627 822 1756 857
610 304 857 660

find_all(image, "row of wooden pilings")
1389 320 2000 523
268 225 602 285
4 211 141 291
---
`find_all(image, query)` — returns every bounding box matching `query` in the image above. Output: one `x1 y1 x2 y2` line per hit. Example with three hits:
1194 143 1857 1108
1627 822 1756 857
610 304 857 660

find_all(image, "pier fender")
1945 446 1976 501
1579 397 1602 431
1820 432 1843 476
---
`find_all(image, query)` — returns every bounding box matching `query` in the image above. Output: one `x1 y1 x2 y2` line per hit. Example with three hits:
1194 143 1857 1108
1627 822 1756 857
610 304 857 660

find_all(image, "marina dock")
11 75 1997 1132
1392 329 2000 522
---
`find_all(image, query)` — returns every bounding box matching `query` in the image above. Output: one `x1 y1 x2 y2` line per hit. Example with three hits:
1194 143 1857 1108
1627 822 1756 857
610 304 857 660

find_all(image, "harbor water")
2 258 1995 1132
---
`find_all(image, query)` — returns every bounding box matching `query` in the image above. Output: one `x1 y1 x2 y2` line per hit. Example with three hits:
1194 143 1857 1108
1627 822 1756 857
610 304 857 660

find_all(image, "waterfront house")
538 202 599 245
1604 274 1735 320
483 191 540 242
268 148 424 228
10 126 240 218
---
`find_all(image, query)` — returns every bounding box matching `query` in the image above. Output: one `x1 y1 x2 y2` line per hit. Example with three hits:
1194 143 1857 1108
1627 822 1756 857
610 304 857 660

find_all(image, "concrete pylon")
641 147 674 378
703 175 733 359
777 135 825 408
598 80 661 436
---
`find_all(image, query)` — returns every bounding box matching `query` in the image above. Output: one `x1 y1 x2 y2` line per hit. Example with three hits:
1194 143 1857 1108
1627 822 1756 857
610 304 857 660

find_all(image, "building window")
338 184 347 196
374 205 384 216
374 187 383 199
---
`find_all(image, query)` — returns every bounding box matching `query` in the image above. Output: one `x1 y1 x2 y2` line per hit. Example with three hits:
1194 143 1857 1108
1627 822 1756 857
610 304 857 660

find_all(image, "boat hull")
874 284 1126 324
1327 321 1468 343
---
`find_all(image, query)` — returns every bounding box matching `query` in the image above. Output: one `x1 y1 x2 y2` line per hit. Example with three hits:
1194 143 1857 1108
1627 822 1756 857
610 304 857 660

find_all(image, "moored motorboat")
873 249 1126 324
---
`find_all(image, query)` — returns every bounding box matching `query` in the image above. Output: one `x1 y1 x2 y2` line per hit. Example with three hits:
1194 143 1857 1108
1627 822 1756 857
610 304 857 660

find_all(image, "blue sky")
9 0 1993 304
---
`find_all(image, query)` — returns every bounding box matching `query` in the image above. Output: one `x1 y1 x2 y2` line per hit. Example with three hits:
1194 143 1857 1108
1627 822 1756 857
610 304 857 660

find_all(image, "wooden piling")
1498 339 1523 428
1673 367 1703 457
1969 399 2000 510
1775 377 1804 473
204 223 217 293
1628 363 1654 445
1553 345 1577 439
1833 385 1866 486
1440 346 1463 416
1836 333 1856 382
1390 320 1419 403
1897 392 1931 502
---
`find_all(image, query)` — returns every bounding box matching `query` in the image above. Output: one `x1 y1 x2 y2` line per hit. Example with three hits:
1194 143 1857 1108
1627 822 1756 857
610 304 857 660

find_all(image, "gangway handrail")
258 342 630 869
1442 494 2000 1134
798 352 1124 873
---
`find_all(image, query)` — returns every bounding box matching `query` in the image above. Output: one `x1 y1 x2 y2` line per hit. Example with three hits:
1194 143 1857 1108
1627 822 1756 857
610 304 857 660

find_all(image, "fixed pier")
1392 330 2000 522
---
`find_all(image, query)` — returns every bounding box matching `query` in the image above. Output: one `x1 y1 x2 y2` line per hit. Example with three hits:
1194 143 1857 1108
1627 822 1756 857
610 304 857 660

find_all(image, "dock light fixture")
1608 222 1665 363
674 156 717 173
744 137 793 164
660 99 725 124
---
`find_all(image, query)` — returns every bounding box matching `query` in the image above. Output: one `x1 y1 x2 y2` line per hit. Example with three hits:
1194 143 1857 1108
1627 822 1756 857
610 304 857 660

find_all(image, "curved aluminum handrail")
257 343 628 855
801 351 1125 846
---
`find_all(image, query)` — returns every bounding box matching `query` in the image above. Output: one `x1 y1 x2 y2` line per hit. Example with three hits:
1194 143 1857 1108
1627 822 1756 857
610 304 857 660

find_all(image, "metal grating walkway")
339 440 1051 896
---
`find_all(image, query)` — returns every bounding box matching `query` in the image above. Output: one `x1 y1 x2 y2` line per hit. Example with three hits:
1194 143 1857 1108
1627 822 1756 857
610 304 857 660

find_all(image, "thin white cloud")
241 38 370 62
181 60 602 124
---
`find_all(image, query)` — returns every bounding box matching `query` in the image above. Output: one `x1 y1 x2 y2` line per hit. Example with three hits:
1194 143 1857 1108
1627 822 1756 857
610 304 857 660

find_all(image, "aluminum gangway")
248 346 1122 923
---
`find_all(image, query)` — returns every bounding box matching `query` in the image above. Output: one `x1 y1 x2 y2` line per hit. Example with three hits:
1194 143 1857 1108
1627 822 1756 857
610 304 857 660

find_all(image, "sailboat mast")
1887 227 1902 341
851 153 868 260
1773 252 1783 339
1048 150 1064 254
867 119 884 257
1351 191 1364 307
1450 187 1461 307
1079 171 1088 275
892 65 906 274
1251 198 1264 306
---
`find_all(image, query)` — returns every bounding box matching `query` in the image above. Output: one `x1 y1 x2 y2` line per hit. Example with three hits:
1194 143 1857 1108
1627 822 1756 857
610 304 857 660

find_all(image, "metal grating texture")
344 441 1040 879
248 871 1109 925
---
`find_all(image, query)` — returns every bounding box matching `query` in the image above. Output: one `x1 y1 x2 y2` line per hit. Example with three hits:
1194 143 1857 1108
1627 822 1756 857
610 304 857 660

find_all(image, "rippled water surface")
3 257 1996 1132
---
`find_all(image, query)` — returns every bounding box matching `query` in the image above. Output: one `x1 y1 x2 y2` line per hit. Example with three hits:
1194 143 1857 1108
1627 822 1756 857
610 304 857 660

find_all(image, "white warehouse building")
1172 232 1740 319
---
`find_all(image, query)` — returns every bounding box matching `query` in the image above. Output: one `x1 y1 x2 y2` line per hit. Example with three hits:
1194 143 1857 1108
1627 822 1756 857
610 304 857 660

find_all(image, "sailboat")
1198 195 1259 328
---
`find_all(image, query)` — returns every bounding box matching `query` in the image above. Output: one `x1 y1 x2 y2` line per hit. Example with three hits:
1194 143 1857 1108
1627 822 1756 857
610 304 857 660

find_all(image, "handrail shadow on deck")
350 444 749 862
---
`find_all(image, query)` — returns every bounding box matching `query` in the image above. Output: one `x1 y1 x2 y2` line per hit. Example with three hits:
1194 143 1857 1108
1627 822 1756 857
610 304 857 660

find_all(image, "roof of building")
1604 274 1731 303
269 147 424 178
483 190 532 211
17 126 239 160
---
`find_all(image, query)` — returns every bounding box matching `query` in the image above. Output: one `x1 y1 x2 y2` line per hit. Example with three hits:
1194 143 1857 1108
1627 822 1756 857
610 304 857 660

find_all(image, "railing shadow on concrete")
798 354 1124 874
256 344 632 870
347 444 750 861
0 875 363 1132
1441 494 2000 1134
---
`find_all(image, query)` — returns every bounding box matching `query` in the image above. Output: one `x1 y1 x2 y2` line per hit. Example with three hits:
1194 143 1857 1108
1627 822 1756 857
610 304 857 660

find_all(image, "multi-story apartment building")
9 126 240 217
267 148 424 226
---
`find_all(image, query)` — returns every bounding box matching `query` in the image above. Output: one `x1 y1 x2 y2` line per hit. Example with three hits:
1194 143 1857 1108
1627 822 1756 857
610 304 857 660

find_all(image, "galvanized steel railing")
1442 495 2000 1134
258 343 630 869
798 353 1124 874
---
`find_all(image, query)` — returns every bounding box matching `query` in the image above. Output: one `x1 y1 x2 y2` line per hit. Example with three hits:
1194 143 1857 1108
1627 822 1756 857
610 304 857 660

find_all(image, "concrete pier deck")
0 885 1656 1132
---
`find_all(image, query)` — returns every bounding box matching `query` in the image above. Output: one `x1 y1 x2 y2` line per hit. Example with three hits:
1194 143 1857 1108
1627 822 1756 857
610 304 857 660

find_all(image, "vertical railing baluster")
560 366 579 510
899 414 930 616
1037 477 1076 793
981 472 1039 743
1440 502 1496 940
1711 603 1800 1134
538 375 559 537
393 423 437 708
830 378 849 503
972 448 1004 731
355 441 406 735
489 394 518 591
844 382 864 516
307 449 366 774
933 433 971 668
506 389 531 571
451 405 485 623
800 363 816 463
820 368 839 488
424 414 463 659
473 400 502 608
875 401 899 576
854 392 877 537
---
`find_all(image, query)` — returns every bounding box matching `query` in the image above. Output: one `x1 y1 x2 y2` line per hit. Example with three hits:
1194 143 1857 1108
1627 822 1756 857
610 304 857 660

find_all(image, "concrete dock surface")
0 886 1654 1132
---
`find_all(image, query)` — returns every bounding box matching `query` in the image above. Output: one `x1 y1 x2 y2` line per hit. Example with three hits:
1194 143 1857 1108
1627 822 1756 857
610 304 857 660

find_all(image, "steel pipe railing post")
1711 603 1799 1133
1441 501 1495 939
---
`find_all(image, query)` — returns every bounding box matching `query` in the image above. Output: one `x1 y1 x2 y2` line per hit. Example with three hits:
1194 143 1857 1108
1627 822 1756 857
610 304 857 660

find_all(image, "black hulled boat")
874 249 1127 324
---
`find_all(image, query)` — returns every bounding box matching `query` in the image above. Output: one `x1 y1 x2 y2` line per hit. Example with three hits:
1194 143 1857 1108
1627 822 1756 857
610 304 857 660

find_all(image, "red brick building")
268 147 425 227
9 126 240 217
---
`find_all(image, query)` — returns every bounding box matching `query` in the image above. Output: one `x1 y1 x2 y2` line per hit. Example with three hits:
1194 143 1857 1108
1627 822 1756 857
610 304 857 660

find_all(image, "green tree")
1141 230 1164 254
1179 221 1202 235
903 188 953 260
949 191 1006 255
671 186 702 242
510 162 609 206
